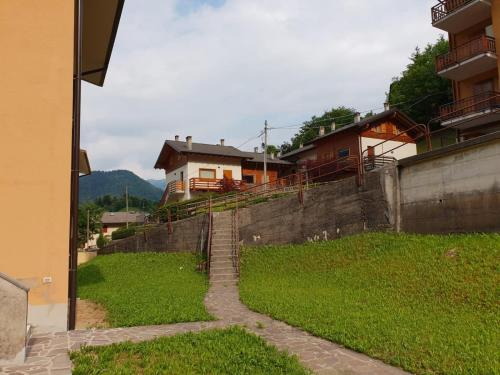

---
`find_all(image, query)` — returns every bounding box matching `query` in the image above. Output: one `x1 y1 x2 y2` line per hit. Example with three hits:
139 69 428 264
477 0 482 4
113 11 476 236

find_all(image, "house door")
223 170 233 180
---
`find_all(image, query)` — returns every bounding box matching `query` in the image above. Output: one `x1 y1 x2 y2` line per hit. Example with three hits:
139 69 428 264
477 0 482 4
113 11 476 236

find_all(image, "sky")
81 0 443 180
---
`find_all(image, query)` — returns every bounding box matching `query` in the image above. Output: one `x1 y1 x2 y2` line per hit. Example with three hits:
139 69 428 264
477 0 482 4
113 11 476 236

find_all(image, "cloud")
81 0 442 179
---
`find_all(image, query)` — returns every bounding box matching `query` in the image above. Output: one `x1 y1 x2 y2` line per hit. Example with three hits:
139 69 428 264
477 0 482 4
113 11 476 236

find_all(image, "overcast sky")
81 0 442 180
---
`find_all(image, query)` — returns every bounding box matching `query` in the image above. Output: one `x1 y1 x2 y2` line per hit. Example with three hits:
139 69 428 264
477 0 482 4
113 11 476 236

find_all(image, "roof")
101 211 146 225
81 0 125 86
280 144 315 160
242 152 293 165
304 109 421 146
155 140 250 169
79 149 91 176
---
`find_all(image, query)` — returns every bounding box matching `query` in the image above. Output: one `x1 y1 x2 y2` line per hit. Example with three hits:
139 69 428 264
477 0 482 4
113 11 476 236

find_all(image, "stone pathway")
0 321 227 374
205 283 409 375
1 281 409 375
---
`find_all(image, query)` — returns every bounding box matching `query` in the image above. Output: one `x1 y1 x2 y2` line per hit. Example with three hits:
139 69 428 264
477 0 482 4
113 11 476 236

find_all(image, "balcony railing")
436 35 496 72
167 180 185 194
431 0 474 24
439 91 500 121
189 178 246 193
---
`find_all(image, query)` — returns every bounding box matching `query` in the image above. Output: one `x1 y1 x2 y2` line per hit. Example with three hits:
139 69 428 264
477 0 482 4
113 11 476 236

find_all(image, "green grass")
78 252 213 327
71 327 310 375
239 233 500 375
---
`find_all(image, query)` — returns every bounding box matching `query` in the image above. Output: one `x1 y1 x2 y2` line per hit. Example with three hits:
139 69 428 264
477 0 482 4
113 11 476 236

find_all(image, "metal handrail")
439 91 500 121
436 35 496 72
207 197 213 275
158 155 362 223
431 0 474 24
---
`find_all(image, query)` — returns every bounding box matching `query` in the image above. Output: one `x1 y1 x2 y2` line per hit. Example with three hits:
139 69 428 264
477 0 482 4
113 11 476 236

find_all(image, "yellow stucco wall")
0 0 74 314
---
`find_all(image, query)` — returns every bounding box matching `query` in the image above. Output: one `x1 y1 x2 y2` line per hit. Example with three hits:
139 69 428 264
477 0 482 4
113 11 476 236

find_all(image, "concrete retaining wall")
238 168 397 247
0 272 28 365
99 214 209 255
398 132 500 233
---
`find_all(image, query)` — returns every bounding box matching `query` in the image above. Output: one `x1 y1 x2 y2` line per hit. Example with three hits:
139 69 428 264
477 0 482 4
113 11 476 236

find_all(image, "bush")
111 227 136 241
96 233 109 249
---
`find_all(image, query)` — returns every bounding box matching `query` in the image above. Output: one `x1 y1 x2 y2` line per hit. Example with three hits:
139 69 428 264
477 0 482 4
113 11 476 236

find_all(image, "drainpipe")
68 0 83 331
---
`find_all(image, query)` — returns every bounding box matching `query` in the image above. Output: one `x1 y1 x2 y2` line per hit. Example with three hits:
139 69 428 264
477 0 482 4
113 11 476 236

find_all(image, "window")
103 226 108 233
338 148 350 158
243 175 255 184
199 169 216 179
180 171 184 181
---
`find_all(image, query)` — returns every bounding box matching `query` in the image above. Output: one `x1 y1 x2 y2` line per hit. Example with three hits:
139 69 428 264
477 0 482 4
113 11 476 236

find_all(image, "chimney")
277 151 282 158
220 139 225 146
331 122 336 131
186 136 192 150
384 102 390 111
319 126 325 136
175 135 179 141
299 143 304 149
270 153 275 160
254 147 259 153
354 112 361 123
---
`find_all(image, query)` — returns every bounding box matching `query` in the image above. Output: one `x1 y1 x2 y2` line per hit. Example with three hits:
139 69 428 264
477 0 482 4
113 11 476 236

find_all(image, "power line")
237 131 264 149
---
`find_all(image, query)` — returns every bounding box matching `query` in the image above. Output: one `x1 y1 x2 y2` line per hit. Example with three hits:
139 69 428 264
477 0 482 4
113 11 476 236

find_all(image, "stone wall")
398 132 500 233
99 214 209 255
0 272 29 365
238 168 397 247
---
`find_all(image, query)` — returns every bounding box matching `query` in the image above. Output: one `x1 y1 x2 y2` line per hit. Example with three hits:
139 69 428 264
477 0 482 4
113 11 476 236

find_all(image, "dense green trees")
388 36 453 125
93 194 157 213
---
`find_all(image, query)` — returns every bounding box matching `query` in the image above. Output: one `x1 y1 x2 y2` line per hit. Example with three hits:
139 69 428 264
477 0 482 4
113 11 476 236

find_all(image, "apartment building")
0 0 124 332
433 0 500 138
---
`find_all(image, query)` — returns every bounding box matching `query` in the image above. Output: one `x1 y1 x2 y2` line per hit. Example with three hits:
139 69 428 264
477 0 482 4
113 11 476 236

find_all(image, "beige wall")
0 1 75 330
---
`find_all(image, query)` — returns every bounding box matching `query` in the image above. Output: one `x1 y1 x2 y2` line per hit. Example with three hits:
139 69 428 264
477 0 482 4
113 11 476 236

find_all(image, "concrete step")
211 243 233 248
210 251 233 256
211 255 235 261
210 260 233 267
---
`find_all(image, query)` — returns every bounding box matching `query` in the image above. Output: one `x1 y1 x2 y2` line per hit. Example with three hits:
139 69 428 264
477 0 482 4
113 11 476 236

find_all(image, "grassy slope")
71 327 310 375
78 253 212 327
239 233 500 375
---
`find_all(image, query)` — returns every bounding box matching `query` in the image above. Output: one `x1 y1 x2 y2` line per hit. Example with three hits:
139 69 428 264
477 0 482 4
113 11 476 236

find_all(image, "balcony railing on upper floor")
439 91 500 121
432 0 474 24
436 35 496 72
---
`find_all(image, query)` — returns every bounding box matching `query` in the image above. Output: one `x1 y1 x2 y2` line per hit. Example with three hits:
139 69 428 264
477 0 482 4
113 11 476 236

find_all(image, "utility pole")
86 209 90 250
125 185 129 228
263 120 268 189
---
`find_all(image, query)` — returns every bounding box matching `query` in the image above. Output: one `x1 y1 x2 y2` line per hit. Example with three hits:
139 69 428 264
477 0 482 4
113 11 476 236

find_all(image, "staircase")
209 211 238 286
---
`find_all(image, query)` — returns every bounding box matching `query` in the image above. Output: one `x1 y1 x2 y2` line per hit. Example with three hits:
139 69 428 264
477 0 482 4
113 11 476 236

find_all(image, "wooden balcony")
439 91 500 129
431 0 492 33
167 180 185 194
189 178 246 193
436 35 497 80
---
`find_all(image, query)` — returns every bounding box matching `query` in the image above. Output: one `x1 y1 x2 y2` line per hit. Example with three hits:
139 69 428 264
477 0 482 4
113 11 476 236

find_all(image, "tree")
78 203 103 247
265 145 280 155
388 36 453 125
281 106 357 153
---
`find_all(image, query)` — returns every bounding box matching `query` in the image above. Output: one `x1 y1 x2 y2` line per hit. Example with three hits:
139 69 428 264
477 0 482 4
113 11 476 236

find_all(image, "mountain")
79 170 163 203
147 179 166 190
